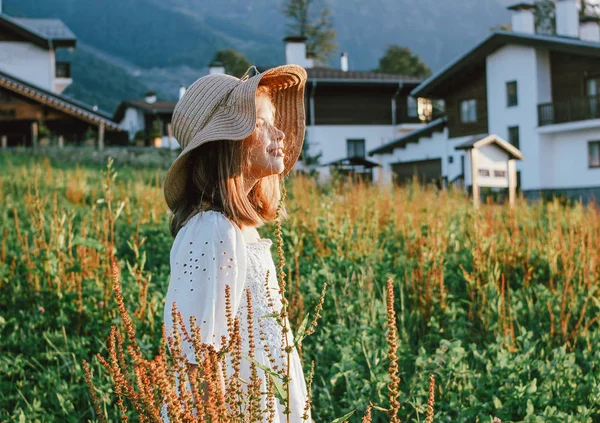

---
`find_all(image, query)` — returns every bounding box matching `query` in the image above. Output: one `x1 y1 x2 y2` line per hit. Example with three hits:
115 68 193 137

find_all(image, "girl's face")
243 94 286 180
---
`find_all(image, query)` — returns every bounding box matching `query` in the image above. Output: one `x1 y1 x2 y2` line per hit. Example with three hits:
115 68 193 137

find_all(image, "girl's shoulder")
176 210 243 246
182 209 237 233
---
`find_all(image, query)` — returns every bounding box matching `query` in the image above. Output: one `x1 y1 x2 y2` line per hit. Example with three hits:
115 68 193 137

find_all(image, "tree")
535 0 556 34
580 0 600 16
535 0 600 34
374 45 431 78
282 0 337 64
213 49 252 78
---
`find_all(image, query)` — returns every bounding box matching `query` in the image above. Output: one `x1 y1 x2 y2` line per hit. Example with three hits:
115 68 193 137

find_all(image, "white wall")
120 107 146 140
0 42 53 90
474 144 510 188
539 129 600 189
486 44 545 191
536 49 552 104
372 128 471 186
304 125 397 180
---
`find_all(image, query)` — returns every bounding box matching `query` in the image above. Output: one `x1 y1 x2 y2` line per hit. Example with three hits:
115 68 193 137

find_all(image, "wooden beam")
1 135 6 149
471 148 480 209
508 159 517 208
58 135 64 149
98 123 105 151
31 121 38 150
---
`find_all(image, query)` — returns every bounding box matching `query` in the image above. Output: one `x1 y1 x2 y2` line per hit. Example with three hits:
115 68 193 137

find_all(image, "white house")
0 5 76 95
0 2 123 148
259 36 435 181
369 1 600 202
113 91 178 148
113 62 229 148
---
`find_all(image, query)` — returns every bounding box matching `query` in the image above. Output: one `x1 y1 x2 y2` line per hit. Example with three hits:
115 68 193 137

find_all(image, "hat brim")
164 65 307 212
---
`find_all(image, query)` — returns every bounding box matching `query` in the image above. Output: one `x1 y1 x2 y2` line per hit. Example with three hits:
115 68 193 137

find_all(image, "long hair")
169 88 285 237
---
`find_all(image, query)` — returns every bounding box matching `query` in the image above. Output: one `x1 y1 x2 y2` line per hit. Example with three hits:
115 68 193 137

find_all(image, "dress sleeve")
163 211 247 364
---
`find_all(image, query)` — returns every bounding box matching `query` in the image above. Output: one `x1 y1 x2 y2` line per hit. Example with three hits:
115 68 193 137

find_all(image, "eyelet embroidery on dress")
236 240 289 366
165 213 309 421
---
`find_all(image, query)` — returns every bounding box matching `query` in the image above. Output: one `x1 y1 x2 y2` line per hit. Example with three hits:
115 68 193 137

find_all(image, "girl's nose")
270 124 285 142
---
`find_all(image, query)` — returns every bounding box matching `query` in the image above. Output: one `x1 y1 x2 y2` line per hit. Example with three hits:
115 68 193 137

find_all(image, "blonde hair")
170 86 286 237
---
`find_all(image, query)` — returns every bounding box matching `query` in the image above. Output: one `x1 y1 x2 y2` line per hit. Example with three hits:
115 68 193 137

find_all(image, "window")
590 141 600 168
494 170 506 178
586 78 600 97
478 168 490 177
347 139 365 158
448 155 454 164
508 126 520 149
407 96 418 117
460 99 477 123
506 81 518 107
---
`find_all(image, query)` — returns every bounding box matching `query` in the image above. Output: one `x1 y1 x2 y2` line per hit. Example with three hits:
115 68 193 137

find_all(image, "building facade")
113 92 177 148
370 1 600 201
0 5 123 148
259 36 435 180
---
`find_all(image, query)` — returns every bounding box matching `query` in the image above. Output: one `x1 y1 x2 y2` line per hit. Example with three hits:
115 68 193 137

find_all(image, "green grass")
1 153 599 422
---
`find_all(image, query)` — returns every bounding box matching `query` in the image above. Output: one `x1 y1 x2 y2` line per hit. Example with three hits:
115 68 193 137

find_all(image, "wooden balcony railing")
56 62 71 79
538 95 600 126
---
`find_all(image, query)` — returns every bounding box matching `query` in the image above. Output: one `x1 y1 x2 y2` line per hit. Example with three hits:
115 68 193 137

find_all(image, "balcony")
56 62 71 79
538 95 600 127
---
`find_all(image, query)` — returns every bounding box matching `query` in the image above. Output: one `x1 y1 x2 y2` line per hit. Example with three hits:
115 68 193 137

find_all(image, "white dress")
162 210 310 422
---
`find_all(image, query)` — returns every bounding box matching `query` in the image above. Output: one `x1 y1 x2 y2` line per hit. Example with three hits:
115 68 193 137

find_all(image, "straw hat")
163 64 307 212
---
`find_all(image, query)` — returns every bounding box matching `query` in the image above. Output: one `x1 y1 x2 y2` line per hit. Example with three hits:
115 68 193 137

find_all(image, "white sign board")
475 144 510 188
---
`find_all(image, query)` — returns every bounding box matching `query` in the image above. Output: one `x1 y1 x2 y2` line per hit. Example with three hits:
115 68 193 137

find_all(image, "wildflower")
98 301 104 307
492 418 502 423
38 306 45 313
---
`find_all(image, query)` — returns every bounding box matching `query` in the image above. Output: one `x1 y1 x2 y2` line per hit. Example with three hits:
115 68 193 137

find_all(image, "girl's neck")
240 225 261 243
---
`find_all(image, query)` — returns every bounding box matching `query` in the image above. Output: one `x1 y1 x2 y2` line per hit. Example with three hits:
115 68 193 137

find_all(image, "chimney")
580 16 600 42
340 52 348 72
179 84 186 100
144 91 157 104
209 61 225 75
507 3 536 34
556 0 580 38
284 36 312 68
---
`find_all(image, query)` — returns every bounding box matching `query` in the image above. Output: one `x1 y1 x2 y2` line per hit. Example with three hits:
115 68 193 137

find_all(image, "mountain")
3 0 514 115
57 46 148 113
151 0 513 71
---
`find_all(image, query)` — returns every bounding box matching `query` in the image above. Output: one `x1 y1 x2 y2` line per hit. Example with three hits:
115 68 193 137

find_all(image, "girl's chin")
270 158 285 173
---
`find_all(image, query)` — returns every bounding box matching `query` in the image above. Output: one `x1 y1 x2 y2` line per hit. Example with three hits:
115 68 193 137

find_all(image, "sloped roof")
113 99 177 122
455 134 524 160
255 66 423 85
306 67 423 84
368 117 447 156
0 70 120 130
507 3 536 11
324 156 380 168
412 30 600 98
0 14 76 48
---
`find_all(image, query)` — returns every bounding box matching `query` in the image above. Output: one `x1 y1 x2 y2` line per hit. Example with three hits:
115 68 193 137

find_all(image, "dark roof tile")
0 69 120 130
0 15 76 48
113 99 177 122
368 117 447 156
412 30 600 98
256 65 423 84
11 17 76 40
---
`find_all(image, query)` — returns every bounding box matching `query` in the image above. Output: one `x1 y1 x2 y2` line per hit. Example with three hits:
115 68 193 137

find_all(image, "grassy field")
1 153 599 422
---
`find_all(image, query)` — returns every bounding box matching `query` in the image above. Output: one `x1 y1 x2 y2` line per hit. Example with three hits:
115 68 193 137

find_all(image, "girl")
161 65 310 422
